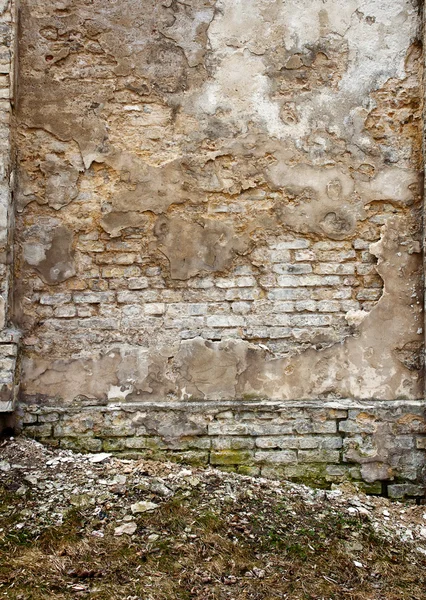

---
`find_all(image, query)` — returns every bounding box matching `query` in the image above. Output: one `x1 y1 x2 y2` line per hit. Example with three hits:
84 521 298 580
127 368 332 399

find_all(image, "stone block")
312 421 337 434
102 438 126 452
212 436 255 450
237 465 261 476
210 449 254 466
124 437 150 449
38 412 59 423
170 450 209 466
24 424 52 438
254 450 297 464
393 414 426 434
21 412 37 424
338 419 377 434
342 436 385 463
293 420 313 434
298 450 340 463
360 462 393 483
208 422 294 436
61 437 102 452
255 436 299 449
387 484 425 499
320 436 343 449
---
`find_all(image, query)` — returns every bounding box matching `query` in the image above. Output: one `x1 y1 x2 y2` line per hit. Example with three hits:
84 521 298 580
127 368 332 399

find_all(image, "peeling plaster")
15 0 424 407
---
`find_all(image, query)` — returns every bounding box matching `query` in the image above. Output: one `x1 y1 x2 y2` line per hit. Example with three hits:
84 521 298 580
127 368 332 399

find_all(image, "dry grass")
1 483 425 600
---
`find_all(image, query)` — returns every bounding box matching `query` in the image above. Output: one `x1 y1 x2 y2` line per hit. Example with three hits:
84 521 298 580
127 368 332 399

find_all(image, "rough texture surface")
9 0 426 489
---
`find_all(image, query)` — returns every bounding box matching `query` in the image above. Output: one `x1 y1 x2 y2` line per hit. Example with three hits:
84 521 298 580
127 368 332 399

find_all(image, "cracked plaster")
14 0 425 406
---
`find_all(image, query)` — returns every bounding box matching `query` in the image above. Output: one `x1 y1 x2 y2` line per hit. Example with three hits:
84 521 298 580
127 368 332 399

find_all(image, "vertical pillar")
0 0 19 416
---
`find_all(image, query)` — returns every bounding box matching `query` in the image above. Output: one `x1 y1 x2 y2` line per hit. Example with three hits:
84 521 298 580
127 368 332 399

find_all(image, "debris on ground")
0 438 425 599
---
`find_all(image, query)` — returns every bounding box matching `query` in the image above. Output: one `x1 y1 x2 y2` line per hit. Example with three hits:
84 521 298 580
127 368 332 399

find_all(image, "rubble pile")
1 438 425 555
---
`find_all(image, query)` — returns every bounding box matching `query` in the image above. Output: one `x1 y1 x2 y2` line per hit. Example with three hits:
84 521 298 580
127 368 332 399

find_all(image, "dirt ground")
0 437 426 599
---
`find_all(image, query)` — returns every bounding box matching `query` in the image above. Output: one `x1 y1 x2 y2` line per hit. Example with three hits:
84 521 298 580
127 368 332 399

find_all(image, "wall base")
16 398 426 498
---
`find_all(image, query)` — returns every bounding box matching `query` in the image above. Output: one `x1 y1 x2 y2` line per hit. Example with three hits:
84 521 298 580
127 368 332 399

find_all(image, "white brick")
74 292 114 304
353 238 370 250
117 291 143 303
258 274 276 288
267 288 309 300
231 301 252 314
313 241 349 250
356 264 374 275
317 300 340 312
128 277 149 289
273 263 312 275
311 288 352 300
317 250 356 261
314 263 355 275
270 249 291 263
206 315 244 327
216 276 256 288
274 301 294 312
122 304 143 318
289 314 334 326
245 327 291 339
357 289 382 301
40 293 72 305
295 300 317 312
277 275 340 287
272 239 310 249
166 317 204 329
225 288 260 300
294 249 316 261
188 277 214 289
341 300 360 311
144 303 165 316
54 305 77 318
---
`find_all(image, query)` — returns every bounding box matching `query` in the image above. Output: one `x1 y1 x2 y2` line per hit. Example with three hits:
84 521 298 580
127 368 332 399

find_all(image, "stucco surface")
15 0 424 404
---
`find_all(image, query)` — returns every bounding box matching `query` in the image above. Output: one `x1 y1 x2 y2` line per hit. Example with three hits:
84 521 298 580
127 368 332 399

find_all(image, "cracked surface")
15 0 424 404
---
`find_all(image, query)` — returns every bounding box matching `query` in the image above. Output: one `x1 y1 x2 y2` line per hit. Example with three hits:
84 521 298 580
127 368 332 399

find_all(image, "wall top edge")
19 398 426 414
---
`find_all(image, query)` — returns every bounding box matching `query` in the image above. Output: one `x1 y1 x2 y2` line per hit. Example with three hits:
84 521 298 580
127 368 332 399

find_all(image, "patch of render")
14 0 424 406
191 0 420 141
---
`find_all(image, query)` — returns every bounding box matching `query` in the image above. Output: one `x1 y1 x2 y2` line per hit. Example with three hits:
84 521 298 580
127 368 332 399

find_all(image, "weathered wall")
13 0 426 492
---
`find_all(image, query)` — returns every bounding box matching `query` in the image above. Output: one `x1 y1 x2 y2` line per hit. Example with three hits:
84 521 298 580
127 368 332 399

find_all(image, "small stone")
24 474 38 485
114 522 137 536
131 501 159 514
187 476 200 487
353 561 364 568
345 541 363 553
147 533 159 542
149 479 173 496
69 494 91 508
0 460 10 472
89 453 112 463
91 530 104 538
252 567 265 579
